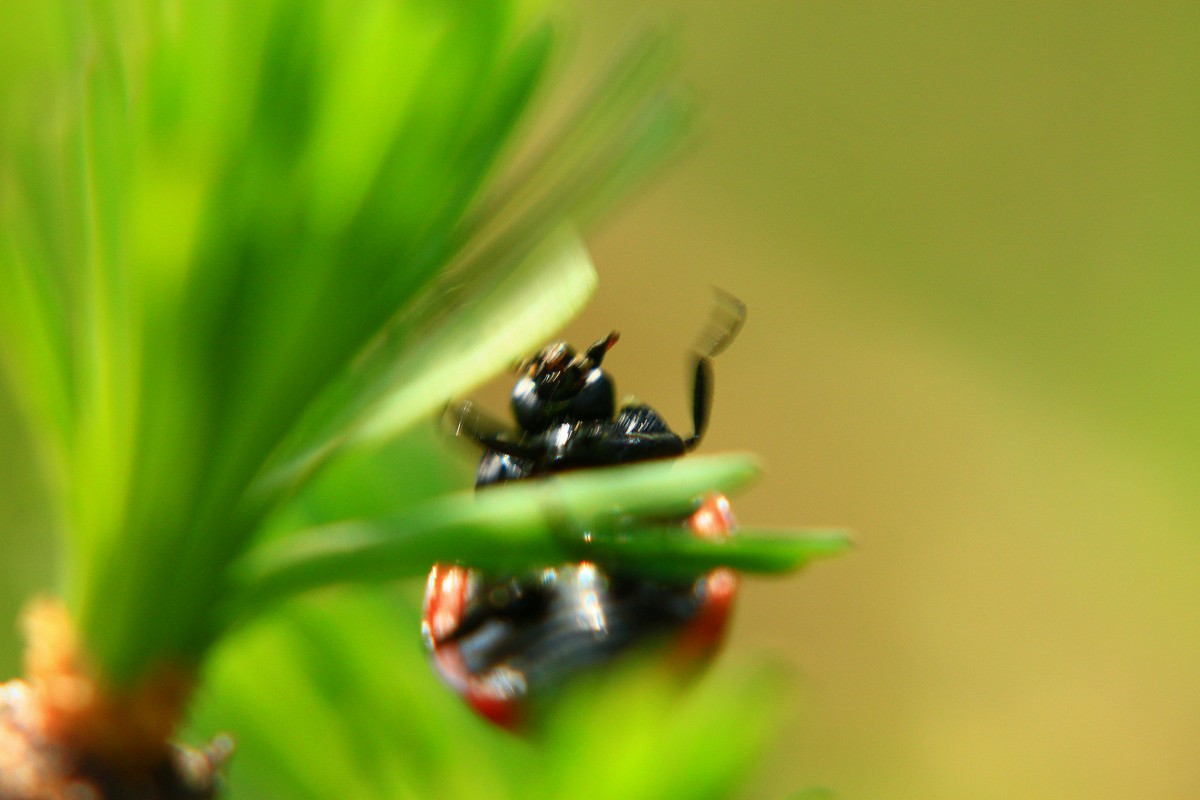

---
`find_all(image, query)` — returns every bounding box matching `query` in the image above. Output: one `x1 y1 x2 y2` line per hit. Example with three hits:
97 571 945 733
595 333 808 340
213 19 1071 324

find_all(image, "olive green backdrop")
556 3 1200 798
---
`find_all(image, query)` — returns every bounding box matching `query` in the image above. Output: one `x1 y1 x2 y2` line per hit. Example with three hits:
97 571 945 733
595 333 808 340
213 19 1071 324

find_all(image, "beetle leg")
445 400 543 460
442 578 553 644
684 290 745 450
684 355 713 450
550 430 686 468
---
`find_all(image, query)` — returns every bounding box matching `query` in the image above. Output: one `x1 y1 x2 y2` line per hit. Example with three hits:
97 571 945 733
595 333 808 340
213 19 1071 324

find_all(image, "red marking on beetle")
673 494 739 665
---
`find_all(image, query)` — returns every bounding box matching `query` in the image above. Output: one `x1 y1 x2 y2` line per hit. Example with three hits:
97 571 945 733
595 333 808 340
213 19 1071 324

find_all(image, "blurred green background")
3 2 1199 798
556 2 1200 798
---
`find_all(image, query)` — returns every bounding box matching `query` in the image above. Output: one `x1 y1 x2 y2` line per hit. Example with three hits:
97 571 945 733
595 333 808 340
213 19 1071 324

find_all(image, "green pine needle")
225 453 849 626
252 227 597 503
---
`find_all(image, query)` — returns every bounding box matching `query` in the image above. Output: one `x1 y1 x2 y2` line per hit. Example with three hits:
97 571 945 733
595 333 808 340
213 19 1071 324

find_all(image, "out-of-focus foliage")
0 0 694 686
0 0 573 682
0 1 836 798
189 585 785 800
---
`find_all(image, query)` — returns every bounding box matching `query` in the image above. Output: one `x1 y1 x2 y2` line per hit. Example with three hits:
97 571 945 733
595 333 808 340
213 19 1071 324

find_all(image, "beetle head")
511 332 619 433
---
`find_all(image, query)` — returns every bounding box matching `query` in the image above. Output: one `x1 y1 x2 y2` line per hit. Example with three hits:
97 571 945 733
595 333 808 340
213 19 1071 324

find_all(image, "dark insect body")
423 294 746 728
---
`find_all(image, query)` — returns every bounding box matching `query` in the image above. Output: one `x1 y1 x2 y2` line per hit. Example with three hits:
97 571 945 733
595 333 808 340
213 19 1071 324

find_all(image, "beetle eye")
512 376 549 432
571 369 615 421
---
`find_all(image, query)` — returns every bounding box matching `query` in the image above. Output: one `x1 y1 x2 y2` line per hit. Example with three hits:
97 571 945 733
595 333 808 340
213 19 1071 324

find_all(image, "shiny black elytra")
448 292 747 488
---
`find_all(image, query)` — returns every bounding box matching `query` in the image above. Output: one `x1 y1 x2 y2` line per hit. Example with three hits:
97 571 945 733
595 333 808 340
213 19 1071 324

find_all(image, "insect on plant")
423 292 747 728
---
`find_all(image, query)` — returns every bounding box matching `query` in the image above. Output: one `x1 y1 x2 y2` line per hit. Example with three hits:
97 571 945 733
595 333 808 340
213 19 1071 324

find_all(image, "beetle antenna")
584 331 620 367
